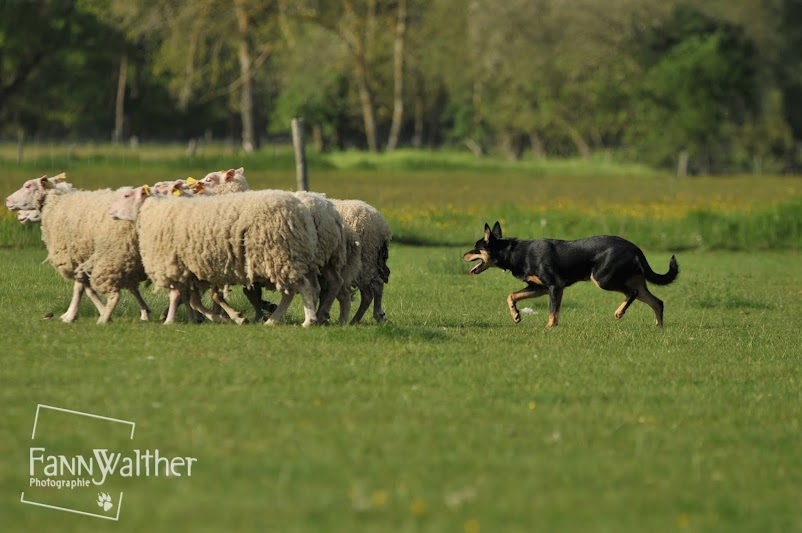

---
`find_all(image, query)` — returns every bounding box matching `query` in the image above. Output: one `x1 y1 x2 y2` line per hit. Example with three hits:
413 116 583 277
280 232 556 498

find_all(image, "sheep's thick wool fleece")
331 200 392 287
41 190 146 292
137 190 317 291
294 192 347 273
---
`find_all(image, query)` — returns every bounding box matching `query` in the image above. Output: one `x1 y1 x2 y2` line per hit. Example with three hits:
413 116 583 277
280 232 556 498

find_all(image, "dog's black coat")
463 222 679 326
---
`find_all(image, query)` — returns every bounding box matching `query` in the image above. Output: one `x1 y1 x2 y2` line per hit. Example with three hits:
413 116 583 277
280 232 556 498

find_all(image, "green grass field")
1 244 801 532
1 145 801 531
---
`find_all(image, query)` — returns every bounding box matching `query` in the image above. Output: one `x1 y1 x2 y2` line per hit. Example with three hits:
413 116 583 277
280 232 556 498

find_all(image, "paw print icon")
97 492 113 512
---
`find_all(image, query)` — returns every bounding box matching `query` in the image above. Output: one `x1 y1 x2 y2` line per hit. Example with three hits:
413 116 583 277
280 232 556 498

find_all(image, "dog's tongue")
470 262 483 275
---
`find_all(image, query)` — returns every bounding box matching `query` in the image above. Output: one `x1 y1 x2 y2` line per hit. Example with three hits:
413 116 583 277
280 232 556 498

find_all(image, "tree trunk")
386 0 407 151
235 0 256 153
113 54 127 143
557 117 591 159
342 0 378 152
412 81 424 148
529 131 546 158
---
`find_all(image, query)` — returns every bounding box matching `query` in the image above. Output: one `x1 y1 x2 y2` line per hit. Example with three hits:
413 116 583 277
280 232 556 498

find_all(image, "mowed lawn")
1 245 800 532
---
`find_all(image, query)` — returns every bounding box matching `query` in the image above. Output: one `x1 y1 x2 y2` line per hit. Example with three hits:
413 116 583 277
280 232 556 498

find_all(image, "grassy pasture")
1 246 801 532
1 144 801 531
1 143 801 250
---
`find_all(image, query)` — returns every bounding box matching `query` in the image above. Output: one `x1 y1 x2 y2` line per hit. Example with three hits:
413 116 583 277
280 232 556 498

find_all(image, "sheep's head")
17 209 42 225
109 185 151 221
197 167 248 193
5 174 70 210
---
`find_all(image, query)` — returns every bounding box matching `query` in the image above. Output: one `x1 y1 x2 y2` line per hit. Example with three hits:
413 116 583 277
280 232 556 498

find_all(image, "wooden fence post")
291 118 308 191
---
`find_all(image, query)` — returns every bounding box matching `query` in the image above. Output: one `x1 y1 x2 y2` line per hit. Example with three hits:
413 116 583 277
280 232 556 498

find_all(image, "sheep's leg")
60 280 86 323
350 285 374 325
336 287 353 326
243 285 265 322
317 269 344 324
163 288 182 324
96 291 120 324
83 284 106 315
372 283 386 324
211 287 247 325
128 286 151 321
265 292 295 325
188 287 224 323
299 276 320 327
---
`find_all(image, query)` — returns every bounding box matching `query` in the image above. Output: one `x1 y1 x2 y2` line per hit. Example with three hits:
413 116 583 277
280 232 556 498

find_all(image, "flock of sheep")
4 168 392 326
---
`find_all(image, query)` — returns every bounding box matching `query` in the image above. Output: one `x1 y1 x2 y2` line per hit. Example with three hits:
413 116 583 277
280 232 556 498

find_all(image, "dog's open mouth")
464 252 487 275
469 260 486 275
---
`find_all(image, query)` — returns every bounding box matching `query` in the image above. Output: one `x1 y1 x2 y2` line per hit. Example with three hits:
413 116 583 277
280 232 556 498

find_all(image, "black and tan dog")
463 222 679 327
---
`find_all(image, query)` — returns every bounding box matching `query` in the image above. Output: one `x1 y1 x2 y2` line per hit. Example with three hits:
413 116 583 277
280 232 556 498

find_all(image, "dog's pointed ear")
483 223 492 242
492 221 502 239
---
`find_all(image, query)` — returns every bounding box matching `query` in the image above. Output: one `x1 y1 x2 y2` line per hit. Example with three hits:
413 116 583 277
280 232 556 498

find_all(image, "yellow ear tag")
42 179 54 189
186 177 197 186
52 173 67 182
172 188 183 196
142 185 151 197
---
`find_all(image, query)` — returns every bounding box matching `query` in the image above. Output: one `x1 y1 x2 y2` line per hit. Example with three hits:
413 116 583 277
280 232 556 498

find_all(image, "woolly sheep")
5 176 150 324
330 199 392 325
193 170 349 324
109 186 321 326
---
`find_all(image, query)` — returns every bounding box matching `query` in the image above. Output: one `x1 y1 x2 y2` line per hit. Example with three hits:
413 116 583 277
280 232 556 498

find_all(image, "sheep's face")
109 186 149 221
198 167 245 191
6 174 71 211
6 176 50 210
17 209 42 225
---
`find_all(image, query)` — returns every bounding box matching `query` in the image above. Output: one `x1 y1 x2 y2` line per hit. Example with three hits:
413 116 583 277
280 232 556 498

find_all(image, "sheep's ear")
39 176 52 190
491 221 502 239
235 167 244 175
483 223 492 242
224 168 236 181
195 183 206 195
171 183 183 196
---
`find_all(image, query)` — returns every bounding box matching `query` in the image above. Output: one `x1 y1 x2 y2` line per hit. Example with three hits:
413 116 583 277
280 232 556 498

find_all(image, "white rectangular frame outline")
21 404 135 521
20 492 124 522
31 403 136 439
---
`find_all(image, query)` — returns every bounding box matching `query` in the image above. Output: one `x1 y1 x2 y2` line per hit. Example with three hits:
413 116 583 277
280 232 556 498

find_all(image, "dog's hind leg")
507 285 548 324
547 286 564 328
633 279 664 326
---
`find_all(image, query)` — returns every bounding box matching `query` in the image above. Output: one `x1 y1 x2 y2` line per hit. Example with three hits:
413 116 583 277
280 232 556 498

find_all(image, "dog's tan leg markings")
546 286 564 328
615 278 641 319
526 274 544 285
507 287 548 323
590 273 601 289
631 278 664 326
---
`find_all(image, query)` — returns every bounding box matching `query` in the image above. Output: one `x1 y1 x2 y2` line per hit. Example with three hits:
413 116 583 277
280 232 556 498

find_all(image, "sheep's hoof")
159 310 168 321
234 316 248 325
265 318 278 326
302 319 318 328
60 313 77 323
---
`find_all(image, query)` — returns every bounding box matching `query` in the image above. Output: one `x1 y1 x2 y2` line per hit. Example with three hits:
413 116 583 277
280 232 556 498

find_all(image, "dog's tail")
639 254 679 286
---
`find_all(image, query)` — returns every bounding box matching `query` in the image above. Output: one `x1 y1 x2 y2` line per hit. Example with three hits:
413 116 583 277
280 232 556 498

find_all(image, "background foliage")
3 0 802 173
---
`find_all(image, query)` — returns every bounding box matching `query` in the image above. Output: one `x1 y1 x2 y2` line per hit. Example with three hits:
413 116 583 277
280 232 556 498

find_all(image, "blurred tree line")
1 0 801 173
